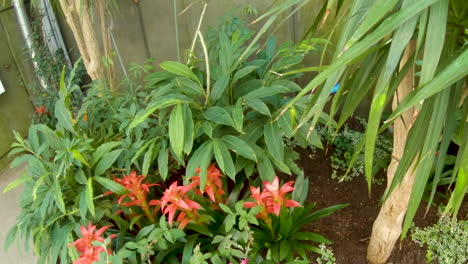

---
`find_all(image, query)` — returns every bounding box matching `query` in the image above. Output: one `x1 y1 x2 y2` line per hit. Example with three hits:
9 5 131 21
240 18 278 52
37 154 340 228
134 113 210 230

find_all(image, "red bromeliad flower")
262 176 300 216
243 186 270 220
112 171 160 223
69 223 115 264
34 106 48 115
191 164 225 203
244 176 300 219
113 171 159 207
150 181 200 229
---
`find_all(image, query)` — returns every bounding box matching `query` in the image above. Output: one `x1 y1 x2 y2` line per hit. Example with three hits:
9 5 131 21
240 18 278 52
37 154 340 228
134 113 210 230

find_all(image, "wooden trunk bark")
367 42 417 264
58 0 112 84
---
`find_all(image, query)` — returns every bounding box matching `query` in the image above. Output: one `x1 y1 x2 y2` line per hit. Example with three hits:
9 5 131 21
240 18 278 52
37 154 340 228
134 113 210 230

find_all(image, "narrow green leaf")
94 149 123 176
245 97 271 116
72 150 90 168
210 74 230 102
203 106 235 127
221 135 257 161
86 178 95 217
92 142 121 166
129 97 186 130
158 142 169 181
182 104 194 154
142 142 155 176
54 181 66 214
213 139 236 180
95 176 126 195
186 141 213 191
232 66 259 83
160 61 199 83
174 77 204 96
54 99 74 132
264 121 284 162
232 98 244 133
181 235 199 264
169 104 185 160
3 172 30 193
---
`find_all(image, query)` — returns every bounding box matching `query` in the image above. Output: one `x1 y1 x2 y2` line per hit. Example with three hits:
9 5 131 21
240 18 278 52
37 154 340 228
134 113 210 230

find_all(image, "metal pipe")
38 0 72 69
12 0 48 89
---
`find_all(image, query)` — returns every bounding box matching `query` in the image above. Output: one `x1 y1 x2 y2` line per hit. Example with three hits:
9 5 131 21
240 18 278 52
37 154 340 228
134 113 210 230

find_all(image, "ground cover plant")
411 213 468 264
3 12 347 264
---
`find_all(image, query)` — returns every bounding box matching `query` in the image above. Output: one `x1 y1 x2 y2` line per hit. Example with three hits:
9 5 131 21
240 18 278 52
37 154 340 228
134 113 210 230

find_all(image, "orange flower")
191 164 225 203
113 171 159 207
151 181 200 229
69 223 115 264
112 171 159 223
34 106 48 115
262 176 300 216
244 176 300 219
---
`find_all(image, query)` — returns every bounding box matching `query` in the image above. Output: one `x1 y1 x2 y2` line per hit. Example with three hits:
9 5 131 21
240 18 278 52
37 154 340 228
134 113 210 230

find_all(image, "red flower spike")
111 171 160 223
34 106 48 115
69 223 114 264
159 181 201 229
191 164 225 203
244 176 301 220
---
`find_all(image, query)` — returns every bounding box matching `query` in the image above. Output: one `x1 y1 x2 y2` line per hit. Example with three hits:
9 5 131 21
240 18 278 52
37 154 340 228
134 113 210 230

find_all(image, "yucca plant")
283 0 467 263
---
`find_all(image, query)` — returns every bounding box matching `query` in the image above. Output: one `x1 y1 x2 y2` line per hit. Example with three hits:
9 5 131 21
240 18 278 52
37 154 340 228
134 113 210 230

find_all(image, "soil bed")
297 147 439 264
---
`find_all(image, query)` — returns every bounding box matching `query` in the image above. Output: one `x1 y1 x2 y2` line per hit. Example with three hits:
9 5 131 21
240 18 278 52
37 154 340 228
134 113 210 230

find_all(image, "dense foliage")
4 16 346 264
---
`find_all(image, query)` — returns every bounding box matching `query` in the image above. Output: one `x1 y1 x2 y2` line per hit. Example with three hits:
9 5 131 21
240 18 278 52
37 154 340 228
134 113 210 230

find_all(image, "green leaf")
86 177 95 217
210 74 230 102
245 85 291 99
264 121 284 162
256 149 275 182
54 181 66 214
158 142 169 180
221 135 257 161
54 99 74 132
160 61 199 83
72 150 90 167
174 77 204 96
213 139 236 180
142 142 155 176
3 172 30 193
182 104 194 154
219 32 232 74
203 106 235 127
186 141 213 191
182 235 198 264
245 97 271 116
129 96 186 130
232 98 244 133
232 66 259 83
4 225 17 251
94 149 123 176
79 188 88 219
169 104 185 160
95 176 126 195
92 142 121 166
292 232 332 244
279 240 291 261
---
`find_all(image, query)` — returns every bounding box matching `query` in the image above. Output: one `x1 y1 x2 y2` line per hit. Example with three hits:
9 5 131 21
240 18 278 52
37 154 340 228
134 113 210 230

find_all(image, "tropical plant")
4 9 344 263
129 15 329 186
286 0 468 262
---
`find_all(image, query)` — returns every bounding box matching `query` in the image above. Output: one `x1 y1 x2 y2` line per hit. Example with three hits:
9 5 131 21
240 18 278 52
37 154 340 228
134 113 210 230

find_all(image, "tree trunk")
58 0 113 85
367 41 417 264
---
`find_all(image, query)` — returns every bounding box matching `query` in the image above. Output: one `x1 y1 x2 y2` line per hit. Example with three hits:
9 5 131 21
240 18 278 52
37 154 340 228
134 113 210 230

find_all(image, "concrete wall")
0 5 36 172
57 0 326 76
